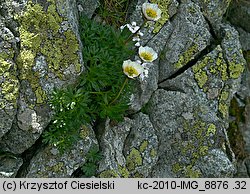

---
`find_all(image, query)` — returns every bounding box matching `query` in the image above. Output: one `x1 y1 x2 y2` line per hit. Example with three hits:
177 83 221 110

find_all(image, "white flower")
142 3 162 21
135 42 141 47
139 64 150 81
120 22 140 34
139 46 158 62
123 60 144 78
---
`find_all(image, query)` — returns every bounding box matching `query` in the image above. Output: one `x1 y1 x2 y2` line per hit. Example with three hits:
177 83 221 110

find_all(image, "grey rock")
227 0 250 33
124 113 158 177
159 0 211 81
26 126 98 178
192 0 231 28
0 155 23 178
77 0 99 18
148 89 231 177
0 0 84 154
0 5 19 138
128 0 179 45
196 149 235 178
148 23 245 177
99 113 158 177
237 27 250 51
128 0 178 111
234 160 250 178
98 118 132 177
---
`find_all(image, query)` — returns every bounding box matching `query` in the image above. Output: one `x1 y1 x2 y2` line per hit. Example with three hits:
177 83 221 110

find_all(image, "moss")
99 170 119 178
175 44 198 69
139 140 149 152
126 148 143 171
151 0 172 33
227 97 248 160
15 0 80 104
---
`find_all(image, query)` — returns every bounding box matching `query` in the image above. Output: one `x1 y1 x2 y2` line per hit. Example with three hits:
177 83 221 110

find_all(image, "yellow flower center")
146 8 157 18
125 66 139 76
140 52 153 61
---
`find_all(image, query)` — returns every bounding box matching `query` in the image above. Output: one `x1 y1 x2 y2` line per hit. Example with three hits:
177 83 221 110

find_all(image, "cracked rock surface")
0 0 250 177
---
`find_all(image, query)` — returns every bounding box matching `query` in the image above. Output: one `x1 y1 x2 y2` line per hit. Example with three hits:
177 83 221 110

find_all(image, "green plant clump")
43 16 135 151
81 147 102 177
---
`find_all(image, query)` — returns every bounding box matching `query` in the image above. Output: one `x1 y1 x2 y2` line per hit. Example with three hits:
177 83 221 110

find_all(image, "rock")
0 1 19 138
77 0 99 18
192 0 231 28
148 89 233 177
227 0 250 33
128 0 179 111
26 125 97 177
99 113 158 177
124 113 158 177
0 0 84 154
98 118 132 178
158 0 211 81
237 27 250 51
196 149 235 177
0 154 23 178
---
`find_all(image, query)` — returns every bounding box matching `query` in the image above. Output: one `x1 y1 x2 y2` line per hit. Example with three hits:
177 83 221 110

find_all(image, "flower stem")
110 78 128 105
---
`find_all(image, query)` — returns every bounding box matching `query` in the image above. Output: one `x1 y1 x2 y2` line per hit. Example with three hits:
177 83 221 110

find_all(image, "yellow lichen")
151 0 172 33
0 56 19 108
175 44 198 69
126 148 143 171
206 124 216 136
16 0 80 104
139 140 149 152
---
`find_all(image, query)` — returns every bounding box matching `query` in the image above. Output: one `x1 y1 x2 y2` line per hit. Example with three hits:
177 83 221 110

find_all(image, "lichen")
151 0 172 33
194 69 208 89
206 124 216 136
184 165 201 178
118 165 130 178
174 113 220 177
126 148 143 171
99 170 119 178
139 140 149 152
0 54 19 109
15 0 80 104
79 125 90 139
219 102 228 118
209 52 228 81
175 44 198 69
150 148 157 158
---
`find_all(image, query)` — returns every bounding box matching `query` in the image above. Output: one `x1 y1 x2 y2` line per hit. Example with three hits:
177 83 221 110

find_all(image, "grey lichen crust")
159 0 212 81
26 125 97 178
98 113 158 178
0 0 20 138
0 0 83 154
0 0 248 178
